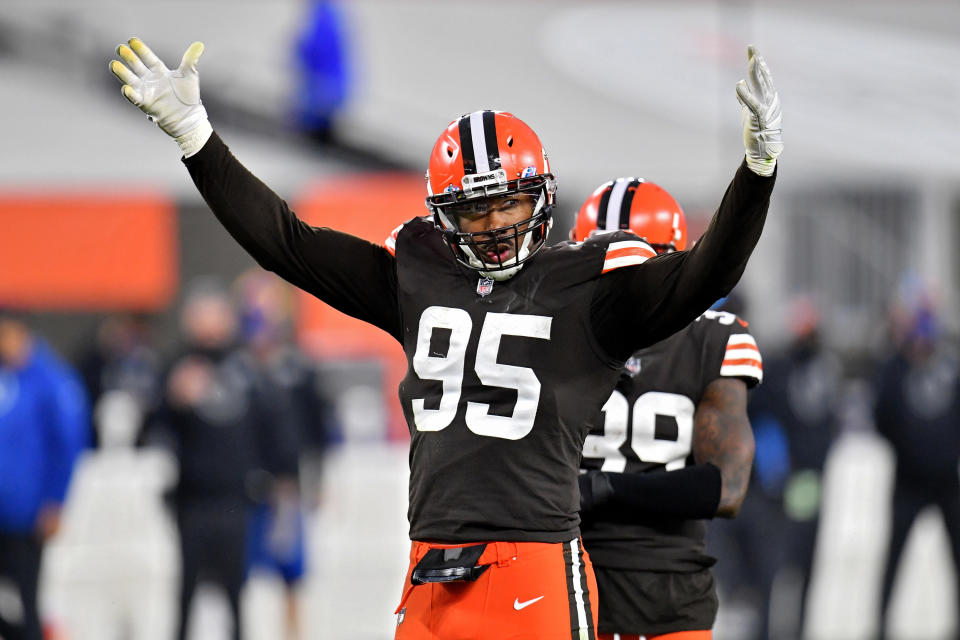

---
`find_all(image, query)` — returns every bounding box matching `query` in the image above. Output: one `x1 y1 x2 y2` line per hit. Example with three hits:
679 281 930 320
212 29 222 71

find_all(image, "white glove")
109 38 212 157
736 45 782 177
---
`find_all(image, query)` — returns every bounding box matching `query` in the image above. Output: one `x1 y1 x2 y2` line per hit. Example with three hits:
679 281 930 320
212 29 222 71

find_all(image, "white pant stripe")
569 538 588 636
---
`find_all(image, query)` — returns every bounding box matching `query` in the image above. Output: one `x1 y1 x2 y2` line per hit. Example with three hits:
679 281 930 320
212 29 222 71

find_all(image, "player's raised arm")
592 46 781 359
109 38 401 340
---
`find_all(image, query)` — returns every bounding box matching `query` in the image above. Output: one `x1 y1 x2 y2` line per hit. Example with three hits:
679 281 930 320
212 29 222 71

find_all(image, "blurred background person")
707 294 842 640
46 315 171 640
234 268 338 640
0 309 90 640
704 292 785 640
47 389 178 640
234 269 340 508
292 0 350 142
77 313 162 448
750 297 843 639
143 279 292 640
873 297 960 640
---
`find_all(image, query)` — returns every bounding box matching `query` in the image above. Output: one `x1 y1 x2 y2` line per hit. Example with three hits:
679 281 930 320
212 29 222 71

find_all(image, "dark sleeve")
610 464 722 519
592 161 775 360
582 464 722 520
183 133 402 342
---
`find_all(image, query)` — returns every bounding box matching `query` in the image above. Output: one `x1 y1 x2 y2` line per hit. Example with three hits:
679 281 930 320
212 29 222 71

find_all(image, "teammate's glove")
109 37 212 157
578 471 614 515
736 45 782 177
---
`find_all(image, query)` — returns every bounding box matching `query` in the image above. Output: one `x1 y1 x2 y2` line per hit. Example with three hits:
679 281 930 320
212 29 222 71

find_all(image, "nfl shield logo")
476 277 495 297
624 356 642 375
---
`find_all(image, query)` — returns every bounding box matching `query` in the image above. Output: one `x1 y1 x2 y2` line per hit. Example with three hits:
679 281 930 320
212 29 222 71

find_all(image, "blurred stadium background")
2 1 960 639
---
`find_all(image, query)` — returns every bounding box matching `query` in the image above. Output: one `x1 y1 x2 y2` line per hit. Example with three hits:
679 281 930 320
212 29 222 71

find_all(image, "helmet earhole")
506 136 513 147
446 146 454 158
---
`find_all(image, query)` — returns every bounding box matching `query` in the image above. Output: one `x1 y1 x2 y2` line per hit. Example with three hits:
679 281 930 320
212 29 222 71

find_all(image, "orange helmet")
426 110 556 277
573 178 686 253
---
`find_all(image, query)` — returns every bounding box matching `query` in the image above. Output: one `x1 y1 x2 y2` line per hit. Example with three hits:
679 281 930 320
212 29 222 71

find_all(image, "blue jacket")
0 340 90 532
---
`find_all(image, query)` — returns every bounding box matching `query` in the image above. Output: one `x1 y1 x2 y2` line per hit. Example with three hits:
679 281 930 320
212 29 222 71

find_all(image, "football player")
573 179 762 640
109 38 781 640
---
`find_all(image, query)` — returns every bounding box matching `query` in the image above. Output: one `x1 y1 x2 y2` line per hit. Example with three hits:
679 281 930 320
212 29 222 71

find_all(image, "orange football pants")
598 631 711 640
394 538 599 640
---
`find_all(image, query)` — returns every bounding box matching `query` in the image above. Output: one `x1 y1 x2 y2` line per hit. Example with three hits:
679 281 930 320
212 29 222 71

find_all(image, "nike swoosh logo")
513 595 545 610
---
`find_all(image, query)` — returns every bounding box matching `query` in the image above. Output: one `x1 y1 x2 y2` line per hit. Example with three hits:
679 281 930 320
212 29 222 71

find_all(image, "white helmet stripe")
470 111 490 174
604 178 630 232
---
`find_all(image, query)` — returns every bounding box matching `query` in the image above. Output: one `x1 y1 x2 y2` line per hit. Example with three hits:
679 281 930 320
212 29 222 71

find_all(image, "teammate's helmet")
572 178 687 253
426 110 556 279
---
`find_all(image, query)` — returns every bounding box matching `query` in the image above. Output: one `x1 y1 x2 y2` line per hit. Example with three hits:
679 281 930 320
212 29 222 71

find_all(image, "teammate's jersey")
184 133 775 544
580 310 762 571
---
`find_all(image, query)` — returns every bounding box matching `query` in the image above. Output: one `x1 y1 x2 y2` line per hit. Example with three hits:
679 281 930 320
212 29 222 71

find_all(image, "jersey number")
411 306 552 440
583 390 695 471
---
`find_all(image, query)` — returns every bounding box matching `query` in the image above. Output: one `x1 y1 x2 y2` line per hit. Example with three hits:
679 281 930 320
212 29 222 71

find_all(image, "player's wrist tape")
604 463 722 520
175 119 213 158
745 154 777 177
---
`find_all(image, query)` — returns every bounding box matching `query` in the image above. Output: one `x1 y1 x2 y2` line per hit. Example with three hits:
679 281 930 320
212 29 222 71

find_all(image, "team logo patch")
520 166 537 178
624 356 642 376
476 277 495 297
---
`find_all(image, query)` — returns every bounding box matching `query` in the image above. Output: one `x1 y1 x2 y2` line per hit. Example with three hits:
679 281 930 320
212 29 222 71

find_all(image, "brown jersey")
581 311 762 571
396 218 663 542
